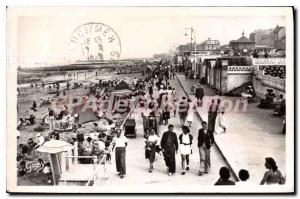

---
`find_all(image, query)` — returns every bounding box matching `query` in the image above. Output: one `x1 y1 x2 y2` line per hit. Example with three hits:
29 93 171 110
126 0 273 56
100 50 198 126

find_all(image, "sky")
8 7 287 67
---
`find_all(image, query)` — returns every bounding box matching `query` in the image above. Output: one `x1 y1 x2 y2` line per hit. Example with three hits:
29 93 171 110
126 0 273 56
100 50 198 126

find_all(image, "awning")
37 140 73 154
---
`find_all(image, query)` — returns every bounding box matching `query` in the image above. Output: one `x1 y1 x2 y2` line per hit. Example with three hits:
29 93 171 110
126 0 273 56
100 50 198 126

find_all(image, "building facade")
200 38 220 50
229 31 255 56
250 25 286 50
274 25 286 50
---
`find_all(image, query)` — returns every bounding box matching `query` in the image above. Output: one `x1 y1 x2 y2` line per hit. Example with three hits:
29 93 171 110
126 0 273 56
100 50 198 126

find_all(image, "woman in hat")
260 157 285 185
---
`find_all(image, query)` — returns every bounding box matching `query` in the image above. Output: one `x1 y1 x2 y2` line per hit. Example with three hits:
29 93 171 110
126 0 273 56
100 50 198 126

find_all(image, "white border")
2 3 297 196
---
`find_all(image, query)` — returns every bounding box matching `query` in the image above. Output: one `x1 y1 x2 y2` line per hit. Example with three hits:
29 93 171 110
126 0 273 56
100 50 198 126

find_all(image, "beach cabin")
207 56 253 94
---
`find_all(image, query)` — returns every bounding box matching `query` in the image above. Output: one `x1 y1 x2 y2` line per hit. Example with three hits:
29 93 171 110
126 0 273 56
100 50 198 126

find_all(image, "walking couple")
160 124 193 176
160 122 214 176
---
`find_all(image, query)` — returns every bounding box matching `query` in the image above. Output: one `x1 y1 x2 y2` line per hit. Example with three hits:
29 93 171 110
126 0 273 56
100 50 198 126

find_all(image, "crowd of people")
143 120 216 178
16 64 150 183
256 89 286 134
138 62 285 185
258 89 286 113
143 121 285 186
17 60 286 186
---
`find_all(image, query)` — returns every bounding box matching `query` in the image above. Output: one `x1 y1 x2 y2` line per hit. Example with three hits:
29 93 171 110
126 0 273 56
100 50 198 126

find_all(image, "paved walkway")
93 76 230 189
176 74 286 184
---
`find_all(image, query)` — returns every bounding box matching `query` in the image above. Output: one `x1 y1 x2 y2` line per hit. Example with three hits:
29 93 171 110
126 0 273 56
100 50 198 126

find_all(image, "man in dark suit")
208 99 218 133
161 124 179 176
198 121 215 175
195 84 204 107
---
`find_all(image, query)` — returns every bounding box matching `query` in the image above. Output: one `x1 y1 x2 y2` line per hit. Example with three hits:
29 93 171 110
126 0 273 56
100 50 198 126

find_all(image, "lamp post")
185 27 197 76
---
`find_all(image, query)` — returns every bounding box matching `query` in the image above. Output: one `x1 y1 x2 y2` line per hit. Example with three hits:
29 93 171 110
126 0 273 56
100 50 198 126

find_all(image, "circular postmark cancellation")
68 22 121 61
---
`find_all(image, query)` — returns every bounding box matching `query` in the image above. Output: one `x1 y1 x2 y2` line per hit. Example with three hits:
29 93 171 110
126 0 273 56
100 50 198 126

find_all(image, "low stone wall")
222 65 253 93
252 75 285 98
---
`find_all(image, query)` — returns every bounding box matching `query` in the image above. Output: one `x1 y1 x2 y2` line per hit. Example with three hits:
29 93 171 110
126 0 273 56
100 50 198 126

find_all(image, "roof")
234 35 255 43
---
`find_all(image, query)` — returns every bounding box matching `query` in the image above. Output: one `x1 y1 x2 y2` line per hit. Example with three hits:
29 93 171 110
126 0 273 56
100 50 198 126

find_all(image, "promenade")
93 75 230 188
176 74 286 184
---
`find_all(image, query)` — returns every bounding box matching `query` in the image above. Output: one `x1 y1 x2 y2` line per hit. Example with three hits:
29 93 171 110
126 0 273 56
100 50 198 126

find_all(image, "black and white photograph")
6 6 294 193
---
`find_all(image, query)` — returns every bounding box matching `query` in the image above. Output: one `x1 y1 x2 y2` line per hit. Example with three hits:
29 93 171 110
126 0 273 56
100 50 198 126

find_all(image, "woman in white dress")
186 102 194 127
214 105 226 134
179 126 193 175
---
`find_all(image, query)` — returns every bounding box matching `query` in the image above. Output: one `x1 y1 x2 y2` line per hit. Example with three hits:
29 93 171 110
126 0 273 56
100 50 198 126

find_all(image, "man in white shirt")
112 129 128 178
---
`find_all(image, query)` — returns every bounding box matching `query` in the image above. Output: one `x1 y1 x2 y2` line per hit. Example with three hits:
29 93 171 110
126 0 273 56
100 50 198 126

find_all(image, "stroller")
124 118 136 138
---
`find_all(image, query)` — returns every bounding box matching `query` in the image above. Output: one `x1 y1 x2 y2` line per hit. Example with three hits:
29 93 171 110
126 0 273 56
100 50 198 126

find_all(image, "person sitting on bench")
274 94 285 115
258 89 276 109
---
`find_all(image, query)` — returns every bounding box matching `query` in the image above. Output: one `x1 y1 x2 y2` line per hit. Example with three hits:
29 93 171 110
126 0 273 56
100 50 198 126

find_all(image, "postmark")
68 22 121 61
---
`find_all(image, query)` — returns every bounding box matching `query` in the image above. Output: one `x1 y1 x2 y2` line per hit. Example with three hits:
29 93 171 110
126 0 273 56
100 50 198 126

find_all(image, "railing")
61 154 107 186
227 65 253 74
85 155 107 186
261 76 285 91
252 58 286 66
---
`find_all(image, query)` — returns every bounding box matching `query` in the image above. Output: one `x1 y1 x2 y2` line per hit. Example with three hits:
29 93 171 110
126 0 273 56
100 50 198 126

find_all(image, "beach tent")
115 80 131 90
71 98 100 124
